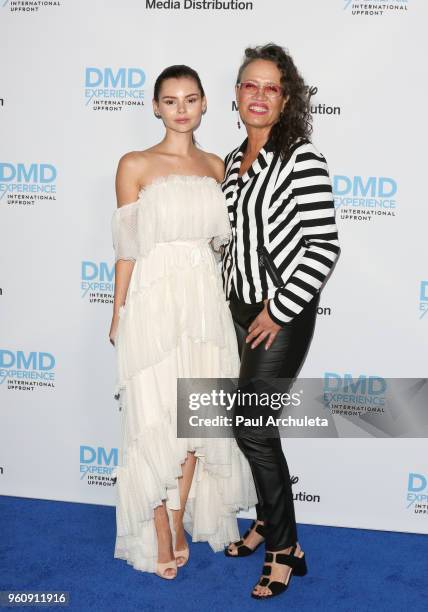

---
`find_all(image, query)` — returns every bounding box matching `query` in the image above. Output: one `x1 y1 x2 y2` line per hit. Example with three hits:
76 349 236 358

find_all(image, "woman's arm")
267 144 340 327
207 153 229 257
246 143 340 350
207 153 225 183
109 153 141 345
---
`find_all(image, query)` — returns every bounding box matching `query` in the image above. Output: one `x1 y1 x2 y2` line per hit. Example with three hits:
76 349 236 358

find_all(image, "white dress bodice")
111 175 231 261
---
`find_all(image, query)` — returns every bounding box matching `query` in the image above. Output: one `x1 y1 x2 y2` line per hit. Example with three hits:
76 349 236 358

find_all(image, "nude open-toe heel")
156 559 177 580
168 507 190 568
174 546 190 567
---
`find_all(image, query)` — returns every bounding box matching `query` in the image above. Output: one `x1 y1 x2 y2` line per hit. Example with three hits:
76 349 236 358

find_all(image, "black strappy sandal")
251 548 307 599
224 520 265 557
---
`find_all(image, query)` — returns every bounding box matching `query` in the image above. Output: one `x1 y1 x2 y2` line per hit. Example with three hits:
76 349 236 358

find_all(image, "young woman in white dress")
109 65 255 580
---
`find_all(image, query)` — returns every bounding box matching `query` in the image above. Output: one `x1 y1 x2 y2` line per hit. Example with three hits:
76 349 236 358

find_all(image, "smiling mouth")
248 104 269 114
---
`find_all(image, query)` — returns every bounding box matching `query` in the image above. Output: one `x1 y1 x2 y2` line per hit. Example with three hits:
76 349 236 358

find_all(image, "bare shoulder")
117 149 154 171
203 151 225 182
115 151 149 207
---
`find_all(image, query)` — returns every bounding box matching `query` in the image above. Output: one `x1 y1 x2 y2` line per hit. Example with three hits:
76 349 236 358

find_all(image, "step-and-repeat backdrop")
1 0 427 535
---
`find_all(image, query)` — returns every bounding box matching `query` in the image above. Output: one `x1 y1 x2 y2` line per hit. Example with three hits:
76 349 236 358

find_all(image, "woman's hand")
109 315 119 346
246 301 282 350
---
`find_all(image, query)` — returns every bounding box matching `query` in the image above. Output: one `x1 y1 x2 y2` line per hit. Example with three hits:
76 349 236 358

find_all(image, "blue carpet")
0 496 427 611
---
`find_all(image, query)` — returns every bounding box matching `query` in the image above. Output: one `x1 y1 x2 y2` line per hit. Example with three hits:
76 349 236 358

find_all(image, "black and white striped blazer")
221 138 340 326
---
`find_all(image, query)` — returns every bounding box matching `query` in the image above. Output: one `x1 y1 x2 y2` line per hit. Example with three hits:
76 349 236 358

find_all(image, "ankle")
267 542 302 556
173 518 184 534
154 515 172 540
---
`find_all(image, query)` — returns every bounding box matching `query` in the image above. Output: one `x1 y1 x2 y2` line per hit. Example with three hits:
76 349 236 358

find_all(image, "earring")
154 113 160 118
236 109 241 129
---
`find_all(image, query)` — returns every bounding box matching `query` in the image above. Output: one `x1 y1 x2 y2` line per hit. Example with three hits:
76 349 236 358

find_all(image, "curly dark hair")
236 43 312 158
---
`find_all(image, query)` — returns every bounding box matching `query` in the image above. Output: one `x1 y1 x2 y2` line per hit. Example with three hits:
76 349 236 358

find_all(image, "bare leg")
172 451 197 561
154 502 175 578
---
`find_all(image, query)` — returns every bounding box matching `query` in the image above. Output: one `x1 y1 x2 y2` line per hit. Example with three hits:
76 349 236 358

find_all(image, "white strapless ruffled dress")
111 175 256 573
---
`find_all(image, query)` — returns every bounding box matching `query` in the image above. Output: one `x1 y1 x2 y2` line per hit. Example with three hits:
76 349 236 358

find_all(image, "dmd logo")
323 372 386 415
84 67 146 111
0 349 55 391
406 473 428 515
0 162 57 206
2 1 61 13
81 261 114 304
419 281 428 320
343 0 408 16
333 175 397 222
80 445 118 487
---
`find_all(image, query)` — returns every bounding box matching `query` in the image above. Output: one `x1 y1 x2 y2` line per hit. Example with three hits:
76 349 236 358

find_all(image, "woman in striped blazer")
221 44 340 599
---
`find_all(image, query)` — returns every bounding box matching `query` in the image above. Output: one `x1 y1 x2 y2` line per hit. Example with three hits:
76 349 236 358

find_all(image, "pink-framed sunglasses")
237 80 284 99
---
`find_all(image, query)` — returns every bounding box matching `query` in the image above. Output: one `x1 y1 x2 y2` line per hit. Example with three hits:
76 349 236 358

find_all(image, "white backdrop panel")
1 0 427 533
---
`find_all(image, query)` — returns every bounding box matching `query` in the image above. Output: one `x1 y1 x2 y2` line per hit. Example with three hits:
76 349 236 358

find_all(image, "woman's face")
236 59 288 131
153 77 206 133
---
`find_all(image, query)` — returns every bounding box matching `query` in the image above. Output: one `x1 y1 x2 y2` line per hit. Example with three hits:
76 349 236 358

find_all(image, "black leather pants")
229 287 319 550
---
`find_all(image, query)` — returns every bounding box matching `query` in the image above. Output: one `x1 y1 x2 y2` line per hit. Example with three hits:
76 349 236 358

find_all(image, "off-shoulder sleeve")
111 202 139 262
